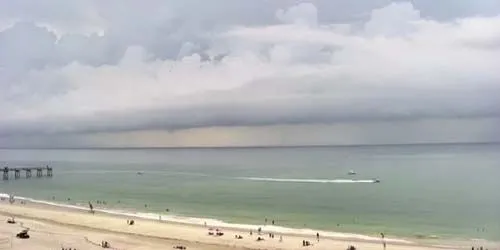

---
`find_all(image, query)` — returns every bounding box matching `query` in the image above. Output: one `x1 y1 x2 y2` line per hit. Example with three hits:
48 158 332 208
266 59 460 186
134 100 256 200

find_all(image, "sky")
1 0 500 148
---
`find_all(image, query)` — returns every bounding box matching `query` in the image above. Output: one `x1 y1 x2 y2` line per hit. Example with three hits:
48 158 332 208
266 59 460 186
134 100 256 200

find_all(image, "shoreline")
1 193 410 244
1 193 494 250
0 192 487 244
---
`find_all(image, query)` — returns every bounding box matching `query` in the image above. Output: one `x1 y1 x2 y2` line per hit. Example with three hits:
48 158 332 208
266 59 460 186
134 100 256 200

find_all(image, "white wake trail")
236 177 377 183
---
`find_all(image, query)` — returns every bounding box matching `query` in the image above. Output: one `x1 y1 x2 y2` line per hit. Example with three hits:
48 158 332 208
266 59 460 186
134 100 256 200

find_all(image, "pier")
2 166 53 180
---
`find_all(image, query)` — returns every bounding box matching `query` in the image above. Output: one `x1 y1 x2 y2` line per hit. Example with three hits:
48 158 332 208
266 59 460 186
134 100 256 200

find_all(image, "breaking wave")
0 193 410 245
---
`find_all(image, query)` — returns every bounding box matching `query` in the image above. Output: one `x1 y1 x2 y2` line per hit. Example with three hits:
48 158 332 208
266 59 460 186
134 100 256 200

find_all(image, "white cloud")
0 1 500 146
364 2 420 36
276 2 318 27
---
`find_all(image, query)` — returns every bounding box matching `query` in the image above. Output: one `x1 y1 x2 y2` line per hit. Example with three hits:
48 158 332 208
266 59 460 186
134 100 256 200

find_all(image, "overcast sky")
1 0 500 147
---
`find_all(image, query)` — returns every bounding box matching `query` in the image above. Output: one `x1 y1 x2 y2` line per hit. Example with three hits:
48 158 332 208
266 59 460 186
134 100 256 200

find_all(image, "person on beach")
279 235 283 242
272 220 275 225
88 201 94 214
316 232 319 242
380 233 386 249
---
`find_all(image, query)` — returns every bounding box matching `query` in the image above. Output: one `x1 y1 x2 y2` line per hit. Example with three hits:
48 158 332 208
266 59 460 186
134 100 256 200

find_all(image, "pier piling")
36 168 42 177
2 167 8 180
46 166 53 177
25 169 32 178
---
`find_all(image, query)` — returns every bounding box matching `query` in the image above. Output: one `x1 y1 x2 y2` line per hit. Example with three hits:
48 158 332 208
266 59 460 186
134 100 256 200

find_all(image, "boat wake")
236 177 378 184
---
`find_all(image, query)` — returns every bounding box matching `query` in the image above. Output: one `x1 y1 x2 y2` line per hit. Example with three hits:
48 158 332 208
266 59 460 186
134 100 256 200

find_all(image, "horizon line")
1 141 498 150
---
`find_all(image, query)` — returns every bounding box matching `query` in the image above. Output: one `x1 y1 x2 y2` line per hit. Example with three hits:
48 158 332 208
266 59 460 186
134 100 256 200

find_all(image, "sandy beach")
0 199 490 250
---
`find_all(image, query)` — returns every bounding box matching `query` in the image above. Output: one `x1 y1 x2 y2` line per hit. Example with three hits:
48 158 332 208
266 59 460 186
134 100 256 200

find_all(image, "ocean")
1 144 499 242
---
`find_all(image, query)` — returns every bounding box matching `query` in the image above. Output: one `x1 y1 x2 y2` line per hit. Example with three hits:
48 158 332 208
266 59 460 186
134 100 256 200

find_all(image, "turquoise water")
1 144 499 241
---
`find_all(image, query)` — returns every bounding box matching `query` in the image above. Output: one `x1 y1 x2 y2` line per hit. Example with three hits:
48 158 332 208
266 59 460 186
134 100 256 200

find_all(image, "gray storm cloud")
1 0 500 138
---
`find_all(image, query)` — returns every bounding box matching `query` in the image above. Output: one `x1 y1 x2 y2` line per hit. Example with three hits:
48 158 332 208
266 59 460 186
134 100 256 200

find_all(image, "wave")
236 177 378 183
0 192 411 244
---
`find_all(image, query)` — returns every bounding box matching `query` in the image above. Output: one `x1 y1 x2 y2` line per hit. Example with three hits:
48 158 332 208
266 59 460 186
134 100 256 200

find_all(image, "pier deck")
2 166 53 180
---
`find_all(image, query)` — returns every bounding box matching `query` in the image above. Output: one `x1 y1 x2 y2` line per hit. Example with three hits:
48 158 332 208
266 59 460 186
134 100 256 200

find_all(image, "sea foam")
0 192 411 244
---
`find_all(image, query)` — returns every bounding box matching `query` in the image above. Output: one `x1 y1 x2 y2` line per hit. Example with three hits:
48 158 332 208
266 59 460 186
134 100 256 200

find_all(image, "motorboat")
348 170 356 175
373 178 381 183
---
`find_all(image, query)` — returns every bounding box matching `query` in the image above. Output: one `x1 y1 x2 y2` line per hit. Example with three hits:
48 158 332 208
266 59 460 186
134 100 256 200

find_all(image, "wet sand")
0 201 485 250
